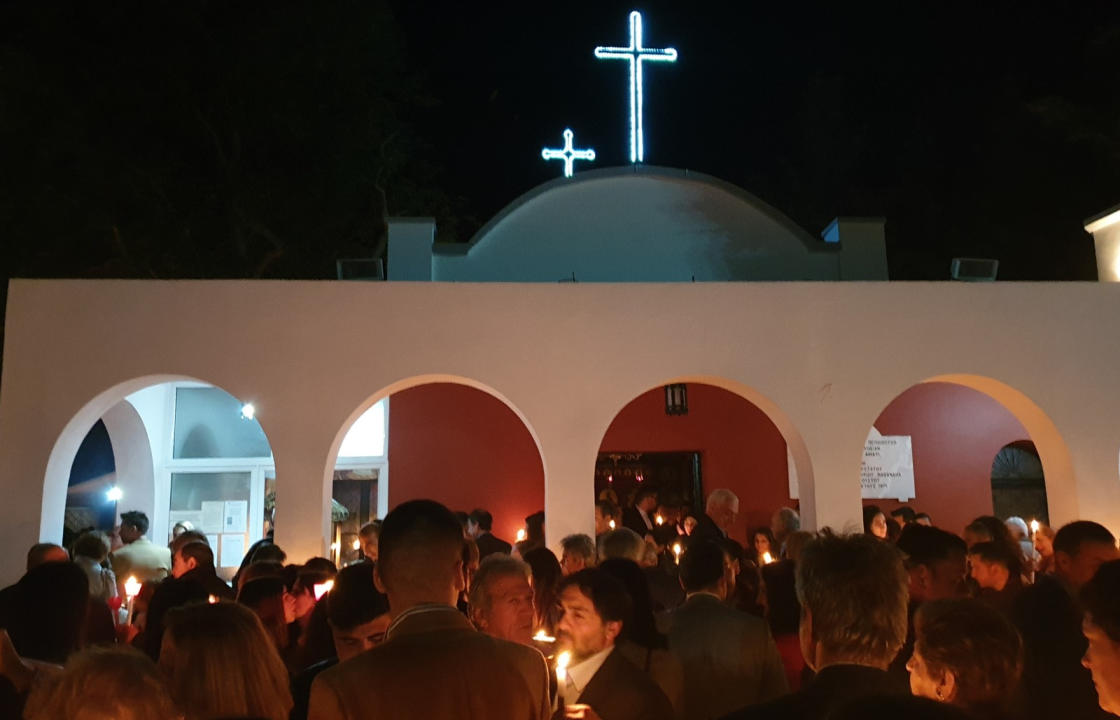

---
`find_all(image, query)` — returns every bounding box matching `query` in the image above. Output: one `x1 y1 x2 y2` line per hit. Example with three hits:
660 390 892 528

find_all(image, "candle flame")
1030 519 1041 534
608 519 616 530
655 515 664 526
207 594 218 604
313 580 335 601
672 543 682 556
124 576 142 599
556 650 571 683
516 528 527 543
532 629 556 643
762 551 774 565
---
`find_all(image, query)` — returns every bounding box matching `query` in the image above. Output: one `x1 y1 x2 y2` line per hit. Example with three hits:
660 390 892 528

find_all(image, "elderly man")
692 490 739 543
722 533 910 719
469 554 535 645
560 534 596 576
309 500 550 720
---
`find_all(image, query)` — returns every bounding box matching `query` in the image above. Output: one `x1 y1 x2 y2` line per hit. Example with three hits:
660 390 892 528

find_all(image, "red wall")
387 383 544 543
599 384 791 543
866 382 1030 536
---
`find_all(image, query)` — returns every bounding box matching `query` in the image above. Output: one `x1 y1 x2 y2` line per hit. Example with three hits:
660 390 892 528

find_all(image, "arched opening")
326 376 545 564
860 376 1070 535
596 380 813 545
47 377 276 580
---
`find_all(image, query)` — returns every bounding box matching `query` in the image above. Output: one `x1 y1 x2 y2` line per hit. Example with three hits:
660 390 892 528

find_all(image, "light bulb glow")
106 486 123 502
124 576 142 599
240 403 256 420
556 650 572 683
542 128 596 178
594 10 678 163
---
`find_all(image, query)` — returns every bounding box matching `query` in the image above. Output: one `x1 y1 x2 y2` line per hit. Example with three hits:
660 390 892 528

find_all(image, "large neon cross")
541 128 596 178
594 11 678 164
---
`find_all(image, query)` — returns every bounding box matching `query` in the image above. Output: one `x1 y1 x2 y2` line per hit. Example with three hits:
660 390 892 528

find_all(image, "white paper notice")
860 427 915 501
220 534 246 568
223 500 248 534
200 502 225 534
168 510 203 531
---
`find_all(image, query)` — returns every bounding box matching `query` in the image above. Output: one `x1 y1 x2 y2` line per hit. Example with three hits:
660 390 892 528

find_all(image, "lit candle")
313 579 335 601
655 514 664 526
352 539 362 551
761 551 774 565
608 519 616 530
532 629 556 643
516 528 527 543
123 576 142 625
672 543 682 564
207 594 218 604
556 650 571 684
1030 519 1040 536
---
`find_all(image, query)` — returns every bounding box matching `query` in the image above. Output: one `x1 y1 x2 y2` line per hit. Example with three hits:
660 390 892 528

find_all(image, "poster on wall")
860 428 915 501
223 500 248 534
200 501 225 534
219 533 246 568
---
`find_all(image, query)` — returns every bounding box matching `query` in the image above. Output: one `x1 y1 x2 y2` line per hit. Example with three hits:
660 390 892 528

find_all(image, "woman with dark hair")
906 598 1022 719
863 505 888 539
750 526 777 565
521 547 562 634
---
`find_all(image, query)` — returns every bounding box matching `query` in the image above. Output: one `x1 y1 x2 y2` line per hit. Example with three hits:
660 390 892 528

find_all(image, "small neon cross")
594 11 678 164
541 128 596 178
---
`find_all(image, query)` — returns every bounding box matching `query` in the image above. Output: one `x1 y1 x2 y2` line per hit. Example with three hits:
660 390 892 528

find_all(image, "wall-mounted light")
664 384 688 415
106 486 123 502
240 403 256 421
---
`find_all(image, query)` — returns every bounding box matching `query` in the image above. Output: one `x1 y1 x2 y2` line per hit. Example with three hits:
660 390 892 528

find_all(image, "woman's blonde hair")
159 601 292 720
24 645 181 720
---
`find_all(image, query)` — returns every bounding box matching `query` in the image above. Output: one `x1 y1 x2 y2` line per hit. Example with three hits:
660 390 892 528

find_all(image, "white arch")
594 374 817 529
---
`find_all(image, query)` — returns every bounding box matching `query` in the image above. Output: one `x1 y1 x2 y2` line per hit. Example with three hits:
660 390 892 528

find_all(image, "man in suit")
109 510 171 593
554 568 673 720
720 533 910 720
170 541 234 600
691 490 739 544
621 488 658 539
666 540 787 720
468 508 513 560
1012 521 1119 720
309 499 550 720
469 554 536 645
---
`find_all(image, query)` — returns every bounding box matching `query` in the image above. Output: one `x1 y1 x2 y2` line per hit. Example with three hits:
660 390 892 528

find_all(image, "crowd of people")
0 489 1118 720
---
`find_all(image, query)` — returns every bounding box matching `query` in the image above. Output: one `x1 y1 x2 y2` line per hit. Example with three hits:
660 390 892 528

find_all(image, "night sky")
1 0 1119 288
391 0 1120 279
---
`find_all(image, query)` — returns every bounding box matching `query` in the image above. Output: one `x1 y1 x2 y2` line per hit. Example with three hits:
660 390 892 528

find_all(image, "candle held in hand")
655 514 664 526
556 650 571 684
516 528 527 543
1030 519 1040 535
124 576 142 599
761 551 773 565
672 543 682 564
313 580 335 601
608 519 616 530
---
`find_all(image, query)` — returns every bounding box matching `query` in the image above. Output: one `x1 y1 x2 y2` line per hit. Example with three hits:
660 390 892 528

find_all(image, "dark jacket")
719 664 908 720
666 593 788 720
475 532 513 560
689 513 726 544
556 646 675 720
180 567 235 600
622 507 655 537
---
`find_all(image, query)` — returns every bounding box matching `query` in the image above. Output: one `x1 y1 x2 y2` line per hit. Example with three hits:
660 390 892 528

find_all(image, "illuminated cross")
594 11 678 164
541 128 596 178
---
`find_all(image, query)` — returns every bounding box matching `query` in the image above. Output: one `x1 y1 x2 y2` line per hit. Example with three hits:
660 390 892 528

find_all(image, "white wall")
1 280 1119 586
125 384 172 542
428 168 848 282
100 400 156 535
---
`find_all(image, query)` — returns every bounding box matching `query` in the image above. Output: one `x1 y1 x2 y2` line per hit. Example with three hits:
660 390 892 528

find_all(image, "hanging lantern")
665 384 688 415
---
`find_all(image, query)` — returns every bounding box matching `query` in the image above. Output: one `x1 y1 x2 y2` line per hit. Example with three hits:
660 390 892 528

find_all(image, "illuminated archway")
594 375 815 539
858 374 1073 534
324 375 546 560
44 375 278 573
